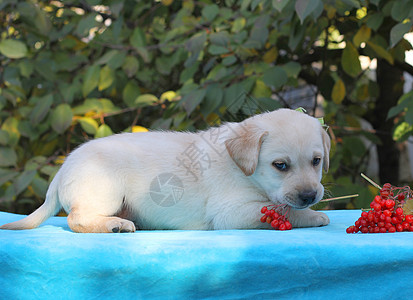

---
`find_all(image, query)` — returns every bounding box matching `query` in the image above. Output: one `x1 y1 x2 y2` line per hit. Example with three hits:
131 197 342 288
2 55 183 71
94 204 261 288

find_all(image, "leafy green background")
1 0 413 214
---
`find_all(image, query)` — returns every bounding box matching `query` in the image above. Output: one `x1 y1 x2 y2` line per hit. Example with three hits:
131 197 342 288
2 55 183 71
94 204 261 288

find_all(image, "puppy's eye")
272 161 289 172
312 157 321 167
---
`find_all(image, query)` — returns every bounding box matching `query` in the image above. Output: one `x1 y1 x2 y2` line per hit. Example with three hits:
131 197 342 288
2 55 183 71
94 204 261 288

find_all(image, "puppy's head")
225 109 330 209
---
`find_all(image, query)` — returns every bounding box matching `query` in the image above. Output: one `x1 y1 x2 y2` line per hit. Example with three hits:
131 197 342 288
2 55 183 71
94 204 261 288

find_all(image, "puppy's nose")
299 191 317 206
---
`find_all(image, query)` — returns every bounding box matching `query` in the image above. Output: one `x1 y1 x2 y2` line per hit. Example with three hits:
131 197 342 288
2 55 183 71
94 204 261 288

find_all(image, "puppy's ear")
321 128 331 172
225 124 268 176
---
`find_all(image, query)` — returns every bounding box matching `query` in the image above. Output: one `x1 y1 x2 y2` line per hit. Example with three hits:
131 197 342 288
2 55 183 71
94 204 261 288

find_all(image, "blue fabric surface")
1 210 413 300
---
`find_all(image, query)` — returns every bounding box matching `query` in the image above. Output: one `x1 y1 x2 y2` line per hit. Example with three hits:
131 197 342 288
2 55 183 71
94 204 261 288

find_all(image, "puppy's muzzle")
298 190 317 207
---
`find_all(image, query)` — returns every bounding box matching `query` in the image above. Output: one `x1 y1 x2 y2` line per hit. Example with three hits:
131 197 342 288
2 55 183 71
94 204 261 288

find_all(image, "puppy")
0 109 330 233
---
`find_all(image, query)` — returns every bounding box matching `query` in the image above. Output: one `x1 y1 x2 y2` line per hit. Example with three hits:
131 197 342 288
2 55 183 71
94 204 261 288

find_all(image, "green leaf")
29 94 53 125
223 83 246 114
98 65 115 91
75 13 98 37
181 89 207 115
393 122 413 142
248 19 269 48
0 168 18 186
135 94 158 107
353 25 371 47
262 47 278 63
341 42 362 78
202 4 219 21
366 41 394 64
13 170 36 196
78 117 99 135
282 61 301 78
252 79 272 98
82 64 100 97
0 130 9 146
122 56 140 77
388 91 413 119
130 28 149 62
130 27 146 48
122 82 141 107
390 22 413 48
18 60 34 78
366 13 384 31
160 91 177 102
1 117 20 147
0 39 28 59
262 66 287 90
31 175 48 198
222 55 237 66
257 97 282 111
332 79 346 104
34 5 51 35
272 0 289 12
51 104 73 134
201 84 223 116
95 124 113 139
208 45 230 55
0 147 17 167
391 0 412 22
186 32 207 53
106 51 126 70
210 32 230 47
295 0 322 24
96 50 120 65
232 17 246 33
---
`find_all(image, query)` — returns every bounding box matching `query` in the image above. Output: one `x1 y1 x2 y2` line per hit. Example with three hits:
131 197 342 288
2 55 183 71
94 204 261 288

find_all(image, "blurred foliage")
0 0 412 213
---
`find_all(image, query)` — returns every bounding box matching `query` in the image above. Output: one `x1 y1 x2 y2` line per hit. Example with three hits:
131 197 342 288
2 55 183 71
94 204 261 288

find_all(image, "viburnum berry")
385 199 395 209
388 226 396 233
346 226 355 233
284 221 292 230
346 182 413 234
383 183 392 189
373 202 382 212
383 209 392 217
396 207 404 216
260 204 292 231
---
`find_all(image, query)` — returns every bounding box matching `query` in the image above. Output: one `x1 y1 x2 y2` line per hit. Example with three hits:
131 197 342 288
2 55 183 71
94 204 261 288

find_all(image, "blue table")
1 210 413 299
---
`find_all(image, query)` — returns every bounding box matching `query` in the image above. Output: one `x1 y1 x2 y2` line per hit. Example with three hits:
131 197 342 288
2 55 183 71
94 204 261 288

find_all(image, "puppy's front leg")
288 208 330 228
211 201 274 230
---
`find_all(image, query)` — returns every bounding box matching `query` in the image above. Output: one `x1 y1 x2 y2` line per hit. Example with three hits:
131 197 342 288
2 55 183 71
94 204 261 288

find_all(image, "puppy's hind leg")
65 177 136 233
67 209 136 233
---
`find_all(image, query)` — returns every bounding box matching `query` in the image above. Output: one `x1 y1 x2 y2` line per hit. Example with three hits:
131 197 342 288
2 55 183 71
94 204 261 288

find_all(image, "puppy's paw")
310 211 330 227
289 209 330 228
106 218 136 233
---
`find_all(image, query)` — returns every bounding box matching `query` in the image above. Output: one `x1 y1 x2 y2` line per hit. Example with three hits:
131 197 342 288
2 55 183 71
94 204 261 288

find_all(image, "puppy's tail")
0 175 61 230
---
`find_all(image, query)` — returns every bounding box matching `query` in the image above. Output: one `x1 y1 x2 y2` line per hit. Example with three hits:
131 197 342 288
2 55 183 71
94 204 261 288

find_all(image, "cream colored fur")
0 109 330 233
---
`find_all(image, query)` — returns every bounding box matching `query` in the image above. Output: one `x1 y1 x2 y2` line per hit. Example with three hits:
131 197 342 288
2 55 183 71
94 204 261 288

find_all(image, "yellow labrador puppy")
0 109 330 233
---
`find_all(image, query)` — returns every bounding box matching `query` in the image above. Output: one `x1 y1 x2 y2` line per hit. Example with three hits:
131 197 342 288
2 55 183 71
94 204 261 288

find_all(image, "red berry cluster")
347 183 413 234
260 205 292 230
